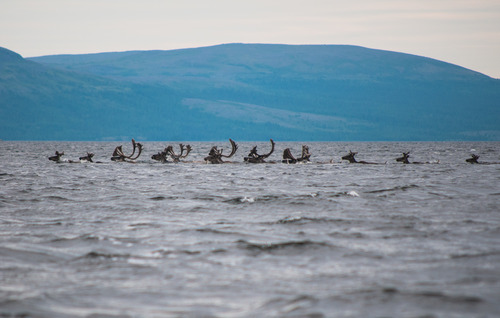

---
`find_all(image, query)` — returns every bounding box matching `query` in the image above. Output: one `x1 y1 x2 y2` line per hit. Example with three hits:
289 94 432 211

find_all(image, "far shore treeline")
1 44 499 141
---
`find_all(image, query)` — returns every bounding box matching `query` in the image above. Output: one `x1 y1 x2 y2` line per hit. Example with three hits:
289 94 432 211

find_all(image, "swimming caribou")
341 151 382 164
282 145 311 164
49 141 498 166
151 144 192 163
466 154 480 164
48 151 95 163
48 151 65 163
111 139 143 162
204 139 238 164
395 152 438 164
244 139 275 163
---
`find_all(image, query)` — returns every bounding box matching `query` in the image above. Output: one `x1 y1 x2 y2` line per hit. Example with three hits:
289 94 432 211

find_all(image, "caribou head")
341 151 358 163
151 150 168 163
111 139 143 162
466 154 480 164
244 139 275 163
152 144 192 163
396 152 411 164
204 139 238 164
342 150 382 164
79 152 94 163
48 151 65 163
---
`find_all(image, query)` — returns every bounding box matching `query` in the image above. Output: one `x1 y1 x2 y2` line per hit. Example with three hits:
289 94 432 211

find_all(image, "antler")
128 141 143 160
165 145 177 157
283 148 297 161
180 144 192 158
113 139 143 161
301 145 311 161
260 139 275 159
113 146 124 157
220 139 238 158
125 139 138 159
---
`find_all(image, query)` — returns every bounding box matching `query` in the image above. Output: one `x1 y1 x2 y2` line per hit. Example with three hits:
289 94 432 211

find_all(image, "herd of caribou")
48 138 495 165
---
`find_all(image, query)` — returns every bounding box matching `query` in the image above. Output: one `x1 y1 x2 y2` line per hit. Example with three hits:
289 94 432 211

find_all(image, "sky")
1 0 500 78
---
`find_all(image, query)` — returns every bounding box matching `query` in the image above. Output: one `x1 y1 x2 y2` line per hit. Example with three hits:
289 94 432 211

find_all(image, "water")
0 141 499 318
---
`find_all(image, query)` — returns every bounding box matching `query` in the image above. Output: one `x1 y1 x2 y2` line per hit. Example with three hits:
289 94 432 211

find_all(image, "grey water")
0 141 499 318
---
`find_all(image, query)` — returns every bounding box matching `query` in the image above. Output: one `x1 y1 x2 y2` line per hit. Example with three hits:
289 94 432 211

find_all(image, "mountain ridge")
1 44 499 141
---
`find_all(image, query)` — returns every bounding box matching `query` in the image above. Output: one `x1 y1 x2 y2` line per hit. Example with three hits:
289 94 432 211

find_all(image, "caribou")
151 144 192 163
111 139 143 162
79 152 95 163
341 151 383 164
204 139 238 164
48 151 96 163
395 152 438 164
464 154 500 164
244 139 275 163
48 151 65 163
282 145 311 164
466 154 480 164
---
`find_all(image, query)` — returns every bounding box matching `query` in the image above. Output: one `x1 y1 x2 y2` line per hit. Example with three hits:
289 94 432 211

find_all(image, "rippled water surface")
1 141 499 317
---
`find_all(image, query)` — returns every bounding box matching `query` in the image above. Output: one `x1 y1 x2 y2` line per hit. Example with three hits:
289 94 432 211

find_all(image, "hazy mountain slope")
2 44 499 141
3 46 348 141
30 44 500 140
0 47 185 140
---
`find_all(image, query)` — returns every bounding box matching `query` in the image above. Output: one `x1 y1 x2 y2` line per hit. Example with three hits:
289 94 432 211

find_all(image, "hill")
1 44 499 140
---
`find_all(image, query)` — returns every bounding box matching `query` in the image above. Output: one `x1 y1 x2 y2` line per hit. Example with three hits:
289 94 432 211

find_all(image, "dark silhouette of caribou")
395 152 438 164
48 151 65 163
464 154 500 164
341 151 382 164
244 139 275 163
49 151 96 163
466 154 480 164
79 152 94 162
152 144 192 163
204 139 238 164
282 145 311 164
111 139 143 162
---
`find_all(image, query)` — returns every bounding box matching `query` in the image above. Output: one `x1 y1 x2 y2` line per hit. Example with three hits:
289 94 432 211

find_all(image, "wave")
179 227 246 237
222 192 347 205
256 295 320 316
41 195 73 202
128 222 162 229
78 251 132 260
343 286 484 305
0 246 65 263
449 250 500 259
412 290 483 304
149 195 179 201
366 184 419 194
236 239 333 255
152 249 202 257
274 216 353 225
222 194 281 204
49 234 103 244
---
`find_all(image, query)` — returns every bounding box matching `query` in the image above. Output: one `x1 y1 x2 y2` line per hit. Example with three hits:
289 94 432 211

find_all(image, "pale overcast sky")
1 0 500 78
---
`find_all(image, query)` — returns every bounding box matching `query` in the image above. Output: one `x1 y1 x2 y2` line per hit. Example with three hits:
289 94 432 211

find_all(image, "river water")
0 141 499 318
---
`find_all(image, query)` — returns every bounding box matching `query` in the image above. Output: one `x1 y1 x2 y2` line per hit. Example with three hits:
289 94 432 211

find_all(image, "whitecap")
240 196 255 203
347 191 360 197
